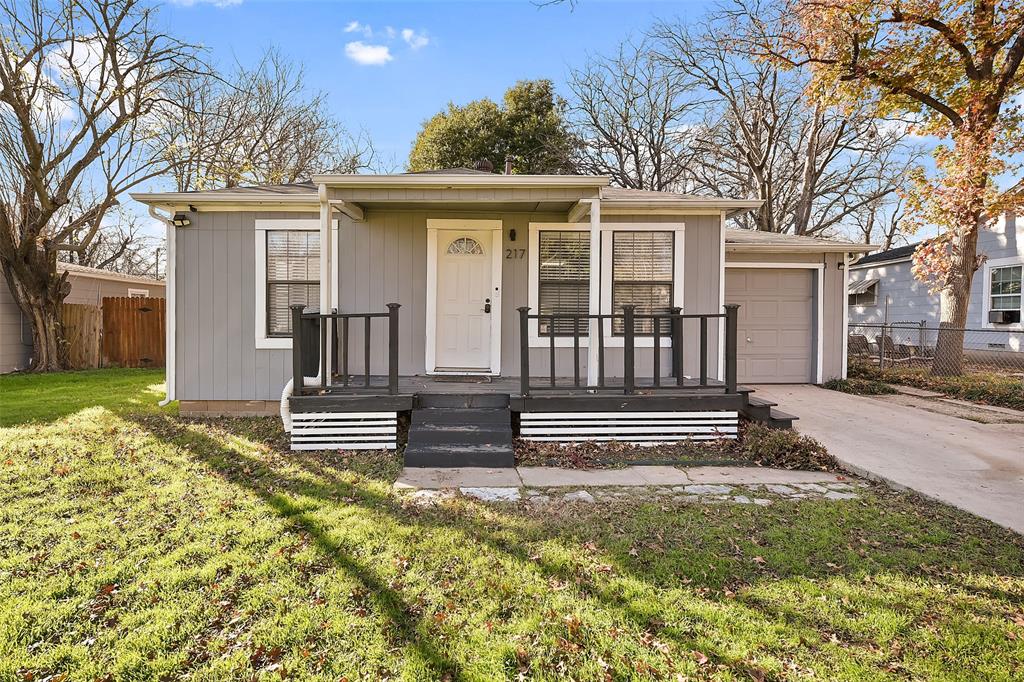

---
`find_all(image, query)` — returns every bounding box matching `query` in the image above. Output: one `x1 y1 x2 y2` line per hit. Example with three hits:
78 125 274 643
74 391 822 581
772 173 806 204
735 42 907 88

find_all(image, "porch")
287 303 745 411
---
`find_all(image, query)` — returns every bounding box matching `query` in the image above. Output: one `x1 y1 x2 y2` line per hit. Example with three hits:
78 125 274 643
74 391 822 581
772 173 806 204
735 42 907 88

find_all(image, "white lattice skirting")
519 411 739 444
290 411 398 451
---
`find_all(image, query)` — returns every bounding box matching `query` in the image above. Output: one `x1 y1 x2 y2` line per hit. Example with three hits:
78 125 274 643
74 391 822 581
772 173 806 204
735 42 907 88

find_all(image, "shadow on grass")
126 412 1024 679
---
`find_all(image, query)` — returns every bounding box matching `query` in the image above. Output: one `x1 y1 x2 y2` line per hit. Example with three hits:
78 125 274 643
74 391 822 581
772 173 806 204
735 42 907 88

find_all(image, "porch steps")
741 396 799 430
405 396 515 467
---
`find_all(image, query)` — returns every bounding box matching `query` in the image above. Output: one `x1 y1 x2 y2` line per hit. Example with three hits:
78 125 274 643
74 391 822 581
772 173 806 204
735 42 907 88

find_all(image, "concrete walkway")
394 465 846 490
755 384 1024 534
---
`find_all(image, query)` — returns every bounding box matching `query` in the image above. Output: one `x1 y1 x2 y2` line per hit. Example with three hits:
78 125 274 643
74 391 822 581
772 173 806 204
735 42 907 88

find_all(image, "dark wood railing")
290 303 400 396
517 304 739 396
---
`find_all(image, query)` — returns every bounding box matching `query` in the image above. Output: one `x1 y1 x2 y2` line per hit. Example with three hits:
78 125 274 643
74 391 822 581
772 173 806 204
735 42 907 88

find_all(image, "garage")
725 267 816 383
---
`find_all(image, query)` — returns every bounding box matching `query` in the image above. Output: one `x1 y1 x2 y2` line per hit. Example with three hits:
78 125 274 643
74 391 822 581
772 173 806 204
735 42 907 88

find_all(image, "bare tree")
157 48 374 192
59 205 160 275
566 39 698 191
0 0 201 370
651 19 921 237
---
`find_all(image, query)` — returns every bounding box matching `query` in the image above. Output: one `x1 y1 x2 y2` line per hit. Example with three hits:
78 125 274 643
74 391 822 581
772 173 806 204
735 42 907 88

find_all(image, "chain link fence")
848 322 1024 376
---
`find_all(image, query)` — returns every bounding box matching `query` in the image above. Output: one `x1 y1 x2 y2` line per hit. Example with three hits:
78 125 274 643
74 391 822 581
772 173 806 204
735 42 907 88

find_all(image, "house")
132 171 871 465
848 205 1022 354
1 262 165 373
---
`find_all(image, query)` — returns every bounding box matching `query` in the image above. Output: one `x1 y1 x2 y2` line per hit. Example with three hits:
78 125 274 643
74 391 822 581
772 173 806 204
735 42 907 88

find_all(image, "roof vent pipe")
504 158 513 175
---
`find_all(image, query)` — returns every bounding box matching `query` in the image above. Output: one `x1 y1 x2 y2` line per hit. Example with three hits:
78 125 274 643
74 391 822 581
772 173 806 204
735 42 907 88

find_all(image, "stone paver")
460 487 520 502
395 464 866 509
755 384 1024 534
516 465 690 488
684 484 733 495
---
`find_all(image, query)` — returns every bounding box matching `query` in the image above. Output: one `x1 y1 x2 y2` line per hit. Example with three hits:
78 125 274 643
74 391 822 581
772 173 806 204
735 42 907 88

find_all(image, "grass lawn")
849 360 1024 412
2 370 1024 680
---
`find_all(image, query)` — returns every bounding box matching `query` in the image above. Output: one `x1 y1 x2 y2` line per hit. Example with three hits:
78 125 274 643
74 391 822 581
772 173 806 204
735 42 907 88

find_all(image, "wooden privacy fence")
102 296 165 368
60 303 102 370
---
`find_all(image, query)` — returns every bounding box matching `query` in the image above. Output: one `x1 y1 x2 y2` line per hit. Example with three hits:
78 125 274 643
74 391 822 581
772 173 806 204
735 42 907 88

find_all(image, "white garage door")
726 268 814 383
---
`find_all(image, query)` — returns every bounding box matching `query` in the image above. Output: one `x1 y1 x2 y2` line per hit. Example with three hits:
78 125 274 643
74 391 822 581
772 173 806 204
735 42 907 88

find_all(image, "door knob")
746 337 752 343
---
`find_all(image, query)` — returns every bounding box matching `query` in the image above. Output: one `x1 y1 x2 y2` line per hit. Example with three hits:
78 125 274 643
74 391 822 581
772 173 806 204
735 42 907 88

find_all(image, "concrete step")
766 408 798 430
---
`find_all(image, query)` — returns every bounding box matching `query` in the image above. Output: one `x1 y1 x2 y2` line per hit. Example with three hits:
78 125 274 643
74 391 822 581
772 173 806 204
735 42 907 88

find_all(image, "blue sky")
157 0 704 170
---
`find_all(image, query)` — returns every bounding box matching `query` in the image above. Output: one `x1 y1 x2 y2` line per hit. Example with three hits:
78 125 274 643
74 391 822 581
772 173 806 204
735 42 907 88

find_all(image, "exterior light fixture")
172 213 191 228
509 228 517 242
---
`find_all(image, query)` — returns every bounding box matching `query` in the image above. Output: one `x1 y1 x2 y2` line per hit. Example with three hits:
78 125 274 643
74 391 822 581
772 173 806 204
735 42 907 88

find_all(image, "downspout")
841 251 851 379
149 206 176 407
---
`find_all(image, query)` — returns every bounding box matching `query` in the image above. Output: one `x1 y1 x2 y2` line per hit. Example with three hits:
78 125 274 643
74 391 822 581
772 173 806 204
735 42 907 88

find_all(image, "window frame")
264 230 321 339
848 282 877 307
526 222 685 348
536 229 592 338
254 218 337 350
609 230 675 336
983 256 1024 330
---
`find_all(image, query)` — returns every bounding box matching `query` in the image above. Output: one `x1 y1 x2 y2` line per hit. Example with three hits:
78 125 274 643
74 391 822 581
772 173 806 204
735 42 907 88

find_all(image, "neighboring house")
132 171 871 463
848 207 1021 352
0 262 165 373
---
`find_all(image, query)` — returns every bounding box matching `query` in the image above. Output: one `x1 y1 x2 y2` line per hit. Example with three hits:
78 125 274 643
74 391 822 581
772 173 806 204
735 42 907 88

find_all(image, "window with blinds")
266 230 320 336
538 230 590 336
612 231 674 335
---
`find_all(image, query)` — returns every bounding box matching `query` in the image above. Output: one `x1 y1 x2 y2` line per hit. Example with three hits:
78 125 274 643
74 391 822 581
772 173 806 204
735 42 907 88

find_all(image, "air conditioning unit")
989 310 1021 324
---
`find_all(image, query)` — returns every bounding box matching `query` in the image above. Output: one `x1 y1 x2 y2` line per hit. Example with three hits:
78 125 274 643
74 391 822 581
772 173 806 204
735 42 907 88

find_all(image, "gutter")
148 206 176 406
849 256 914 270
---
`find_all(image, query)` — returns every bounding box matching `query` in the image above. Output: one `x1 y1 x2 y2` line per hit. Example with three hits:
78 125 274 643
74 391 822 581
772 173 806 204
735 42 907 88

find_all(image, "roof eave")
130 192 318 208
602 199 763 214
727 242 877 254
849 255 914 269
312 174 611 189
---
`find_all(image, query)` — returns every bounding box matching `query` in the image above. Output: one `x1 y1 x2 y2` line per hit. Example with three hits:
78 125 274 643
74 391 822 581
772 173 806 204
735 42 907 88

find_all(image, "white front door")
435 230 493 371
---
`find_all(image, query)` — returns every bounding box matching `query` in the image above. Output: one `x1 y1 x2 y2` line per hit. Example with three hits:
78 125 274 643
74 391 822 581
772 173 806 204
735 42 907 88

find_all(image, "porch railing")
290 303 401 396
517 304 739 396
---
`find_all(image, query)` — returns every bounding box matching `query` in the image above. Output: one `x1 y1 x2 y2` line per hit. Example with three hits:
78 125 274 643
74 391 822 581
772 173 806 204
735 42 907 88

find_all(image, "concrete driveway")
754 385 1024 534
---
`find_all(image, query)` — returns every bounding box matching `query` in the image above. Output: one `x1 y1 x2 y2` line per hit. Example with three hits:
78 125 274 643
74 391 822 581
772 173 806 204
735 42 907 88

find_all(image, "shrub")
740 422 837 471
822 377 897 395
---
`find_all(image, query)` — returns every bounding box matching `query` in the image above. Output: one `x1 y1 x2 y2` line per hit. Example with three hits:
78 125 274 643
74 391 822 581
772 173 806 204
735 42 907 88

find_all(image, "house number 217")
505 248 525 259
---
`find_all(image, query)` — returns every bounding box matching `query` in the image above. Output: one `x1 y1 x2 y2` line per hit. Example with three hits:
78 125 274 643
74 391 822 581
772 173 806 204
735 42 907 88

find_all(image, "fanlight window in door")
447 237 484 255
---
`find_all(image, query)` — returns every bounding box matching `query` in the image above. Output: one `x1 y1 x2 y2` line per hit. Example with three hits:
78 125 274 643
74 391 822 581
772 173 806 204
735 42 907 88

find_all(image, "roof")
58 261 164 286
598 187 762 215
725 229 875 253
851 242 920 267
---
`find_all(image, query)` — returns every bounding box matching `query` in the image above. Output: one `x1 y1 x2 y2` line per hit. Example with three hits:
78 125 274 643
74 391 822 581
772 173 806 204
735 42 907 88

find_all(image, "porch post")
586 198 601 387
318 183 333 383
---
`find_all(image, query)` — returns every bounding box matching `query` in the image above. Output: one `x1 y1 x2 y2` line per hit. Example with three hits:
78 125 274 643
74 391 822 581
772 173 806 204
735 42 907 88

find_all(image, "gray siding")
0 274 31 373
175 209 726 400
850 210 1021 350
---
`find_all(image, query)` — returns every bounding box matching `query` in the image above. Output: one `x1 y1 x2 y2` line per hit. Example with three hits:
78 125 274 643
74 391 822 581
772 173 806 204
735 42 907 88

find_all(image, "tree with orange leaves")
733 0 1024 374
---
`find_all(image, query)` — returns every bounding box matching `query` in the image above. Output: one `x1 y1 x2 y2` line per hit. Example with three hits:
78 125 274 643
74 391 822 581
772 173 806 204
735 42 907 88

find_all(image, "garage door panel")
726 267 814 383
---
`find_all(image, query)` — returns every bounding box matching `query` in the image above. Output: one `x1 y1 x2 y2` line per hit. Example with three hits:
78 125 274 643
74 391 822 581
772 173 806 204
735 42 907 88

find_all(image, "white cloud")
344 41 393 66
401 28 429 50
384 26 397 39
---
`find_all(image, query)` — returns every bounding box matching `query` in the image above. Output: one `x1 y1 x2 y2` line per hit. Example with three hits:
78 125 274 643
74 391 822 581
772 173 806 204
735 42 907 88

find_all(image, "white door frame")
725 262 825 384
425 219 503 375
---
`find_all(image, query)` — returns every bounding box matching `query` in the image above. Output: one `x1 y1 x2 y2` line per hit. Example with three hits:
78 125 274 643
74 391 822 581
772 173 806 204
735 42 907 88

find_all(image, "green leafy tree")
408 80 577 174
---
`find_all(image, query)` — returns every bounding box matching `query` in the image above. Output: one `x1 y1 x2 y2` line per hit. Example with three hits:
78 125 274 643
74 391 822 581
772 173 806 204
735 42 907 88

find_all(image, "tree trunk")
0 258 70 371
932 222 980 376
